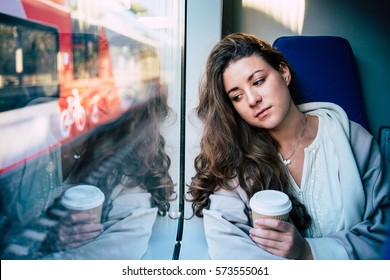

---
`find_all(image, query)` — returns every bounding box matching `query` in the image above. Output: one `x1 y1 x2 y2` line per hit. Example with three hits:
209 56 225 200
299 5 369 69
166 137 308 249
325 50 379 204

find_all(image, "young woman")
188 33 390 260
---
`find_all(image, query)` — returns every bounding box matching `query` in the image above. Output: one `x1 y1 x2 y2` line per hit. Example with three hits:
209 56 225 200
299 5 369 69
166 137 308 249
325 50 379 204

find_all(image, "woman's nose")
247 90 262 106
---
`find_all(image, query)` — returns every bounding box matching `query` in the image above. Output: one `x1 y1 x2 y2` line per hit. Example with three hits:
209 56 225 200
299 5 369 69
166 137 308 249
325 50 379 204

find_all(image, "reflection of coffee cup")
61 185 105 223
249 190 292 228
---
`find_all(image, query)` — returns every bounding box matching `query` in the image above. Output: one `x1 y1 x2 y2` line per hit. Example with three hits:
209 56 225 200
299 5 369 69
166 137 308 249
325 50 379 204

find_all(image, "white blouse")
289 114 343 238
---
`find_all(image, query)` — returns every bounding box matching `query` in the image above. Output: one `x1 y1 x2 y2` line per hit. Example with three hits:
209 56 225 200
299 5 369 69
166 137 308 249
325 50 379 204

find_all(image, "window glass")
0 0 184 260
72 32 99 80
0 14 59 112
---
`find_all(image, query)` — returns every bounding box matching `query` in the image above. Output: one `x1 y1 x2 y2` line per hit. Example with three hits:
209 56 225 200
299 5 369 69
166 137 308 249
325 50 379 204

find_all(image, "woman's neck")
61 139 87 181
269 105 306 149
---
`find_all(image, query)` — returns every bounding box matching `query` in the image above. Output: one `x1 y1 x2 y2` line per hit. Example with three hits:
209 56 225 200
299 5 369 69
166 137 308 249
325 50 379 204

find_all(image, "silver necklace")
280 114 308 166
71 146 86 160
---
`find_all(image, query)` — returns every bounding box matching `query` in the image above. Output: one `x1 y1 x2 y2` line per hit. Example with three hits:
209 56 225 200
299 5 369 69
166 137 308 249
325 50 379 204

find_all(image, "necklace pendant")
73 154 81 160
282 159 291 166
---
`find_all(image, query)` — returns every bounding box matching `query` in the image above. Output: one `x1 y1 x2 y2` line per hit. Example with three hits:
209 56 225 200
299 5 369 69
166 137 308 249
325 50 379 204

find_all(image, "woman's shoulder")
349 120 380 165
349 120 372 139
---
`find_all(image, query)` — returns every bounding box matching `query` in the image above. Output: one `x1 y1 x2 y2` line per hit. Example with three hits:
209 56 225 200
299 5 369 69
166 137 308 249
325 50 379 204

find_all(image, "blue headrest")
273 36 369 130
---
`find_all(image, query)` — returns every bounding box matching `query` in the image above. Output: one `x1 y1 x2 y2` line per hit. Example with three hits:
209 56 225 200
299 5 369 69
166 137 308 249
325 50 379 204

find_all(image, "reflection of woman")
44 79 176 260
0 79 176 259
188 33 390 260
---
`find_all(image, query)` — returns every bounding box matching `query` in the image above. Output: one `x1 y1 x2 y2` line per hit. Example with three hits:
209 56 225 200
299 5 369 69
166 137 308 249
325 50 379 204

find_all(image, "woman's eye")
253 78 264 86
232 94 241 101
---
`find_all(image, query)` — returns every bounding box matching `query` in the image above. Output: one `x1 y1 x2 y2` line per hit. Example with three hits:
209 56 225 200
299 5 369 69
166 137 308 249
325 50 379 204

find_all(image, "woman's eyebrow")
226 87 238 95
248 69 264 82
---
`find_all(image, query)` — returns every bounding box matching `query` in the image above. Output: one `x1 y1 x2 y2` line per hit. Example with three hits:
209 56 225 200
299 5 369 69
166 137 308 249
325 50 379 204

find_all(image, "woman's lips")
256 106 271 119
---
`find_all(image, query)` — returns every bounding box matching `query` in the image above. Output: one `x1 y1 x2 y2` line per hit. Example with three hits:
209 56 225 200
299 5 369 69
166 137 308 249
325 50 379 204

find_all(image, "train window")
0 13 59 112
72 19 99 80
0 0 184 260
72 33 99 80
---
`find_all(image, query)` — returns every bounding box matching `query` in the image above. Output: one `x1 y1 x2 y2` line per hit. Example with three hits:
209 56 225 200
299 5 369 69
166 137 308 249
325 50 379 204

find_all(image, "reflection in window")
0 86 176 259
72 21 99 80
0 14 59 112
0 0 184 260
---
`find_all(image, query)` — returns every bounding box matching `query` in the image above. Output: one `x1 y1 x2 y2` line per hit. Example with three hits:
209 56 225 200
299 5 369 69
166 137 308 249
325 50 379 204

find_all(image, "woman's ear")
279 63 291 86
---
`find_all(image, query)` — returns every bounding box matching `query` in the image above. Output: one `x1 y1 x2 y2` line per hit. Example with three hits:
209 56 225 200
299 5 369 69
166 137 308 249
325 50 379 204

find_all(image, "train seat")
272 36 370 131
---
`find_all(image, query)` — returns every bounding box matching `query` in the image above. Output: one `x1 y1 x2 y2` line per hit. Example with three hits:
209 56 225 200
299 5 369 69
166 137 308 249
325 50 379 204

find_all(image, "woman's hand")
249 218 313 260
52 211 104 250
41 210 103 253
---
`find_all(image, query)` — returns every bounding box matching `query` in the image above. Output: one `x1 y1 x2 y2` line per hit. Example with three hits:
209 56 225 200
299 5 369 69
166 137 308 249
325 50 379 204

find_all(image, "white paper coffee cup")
249 190 292 227
61 185 105 223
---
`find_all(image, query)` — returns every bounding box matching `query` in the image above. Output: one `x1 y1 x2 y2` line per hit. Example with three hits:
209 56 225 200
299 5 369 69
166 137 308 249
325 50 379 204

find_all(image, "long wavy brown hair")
187 33 310 231
70 78 176 220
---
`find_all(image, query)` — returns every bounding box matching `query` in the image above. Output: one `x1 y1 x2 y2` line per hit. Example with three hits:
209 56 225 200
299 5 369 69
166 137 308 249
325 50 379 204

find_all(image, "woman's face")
223 54 293 130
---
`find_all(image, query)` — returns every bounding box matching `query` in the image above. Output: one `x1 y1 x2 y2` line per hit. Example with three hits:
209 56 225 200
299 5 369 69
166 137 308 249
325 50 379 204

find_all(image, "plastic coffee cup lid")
249 190 292 216
61 185 105 210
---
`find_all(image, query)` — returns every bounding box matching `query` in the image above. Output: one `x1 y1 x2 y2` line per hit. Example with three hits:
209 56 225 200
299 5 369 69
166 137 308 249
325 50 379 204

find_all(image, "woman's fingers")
54 212 104 249
62 212 99 225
